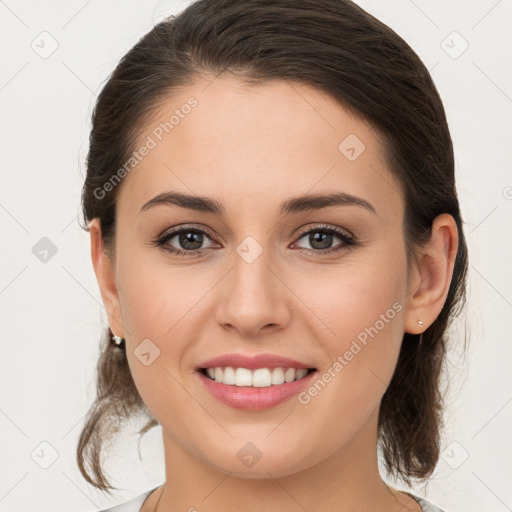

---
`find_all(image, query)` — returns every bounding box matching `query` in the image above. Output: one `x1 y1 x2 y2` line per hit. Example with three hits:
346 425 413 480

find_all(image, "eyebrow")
139 191 377 216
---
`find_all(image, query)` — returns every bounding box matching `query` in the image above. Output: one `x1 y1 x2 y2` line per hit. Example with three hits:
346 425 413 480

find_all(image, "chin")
200 443 316 479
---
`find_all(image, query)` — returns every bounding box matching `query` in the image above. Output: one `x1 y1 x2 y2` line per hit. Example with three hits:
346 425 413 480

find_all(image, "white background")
1 1 511 511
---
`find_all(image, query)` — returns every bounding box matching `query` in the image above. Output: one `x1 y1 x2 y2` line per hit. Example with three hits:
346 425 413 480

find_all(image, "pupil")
311 232 332 250
179 231 203 250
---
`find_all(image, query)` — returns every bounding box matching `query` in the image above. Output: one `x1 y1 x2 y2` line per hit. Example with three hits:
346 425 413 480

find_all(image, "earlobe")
89 219 125 337
403 213 459 334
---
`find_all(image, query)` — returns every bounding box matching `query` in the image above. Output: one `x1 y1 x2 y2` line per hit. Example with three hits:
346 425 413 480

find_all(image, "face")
102 76 414 477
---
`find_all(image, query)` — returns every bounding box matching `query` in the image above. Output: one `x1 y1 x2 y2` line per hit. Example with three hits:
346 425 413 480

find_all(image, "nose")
215 245 292 338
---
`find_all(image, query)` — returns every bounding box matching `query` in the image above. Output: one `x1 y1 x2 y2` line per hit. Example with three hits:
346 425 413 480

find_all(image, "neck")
147 407 419 512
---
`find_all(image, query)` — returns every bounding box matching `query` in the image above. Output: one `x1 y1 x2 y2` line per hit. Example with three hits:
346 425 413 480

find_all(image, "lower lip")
197 370 317 411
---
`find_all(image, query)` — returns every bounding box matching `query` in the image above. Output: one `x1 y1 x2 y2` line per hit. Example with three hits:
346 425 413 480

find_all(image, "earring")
417 320 423 327
111 333 125 349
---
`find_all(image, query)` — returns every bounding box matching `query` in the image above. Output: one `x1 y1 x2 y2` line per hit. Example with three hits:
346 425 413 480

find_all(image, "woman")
77 0 468 510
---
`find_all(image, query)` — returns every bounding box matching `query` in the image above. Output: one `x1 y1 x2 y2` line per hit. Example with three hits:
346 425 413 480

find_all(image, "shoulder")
402 491 448 512
97 487 447 512
98 487 159 512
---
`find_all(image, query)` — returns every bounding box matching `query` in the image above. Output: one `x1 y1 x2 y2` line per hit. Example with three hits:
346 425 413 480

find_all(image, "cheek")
296 247 407 397
298 249 406 345
117 252 197 340
292 272 405 453
119 267 199 425
116 259 219 407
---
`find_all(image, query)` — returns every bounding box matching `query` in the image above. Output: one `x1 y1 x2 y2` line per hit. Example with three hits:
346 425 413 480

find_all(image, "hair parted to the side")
77 0 468 494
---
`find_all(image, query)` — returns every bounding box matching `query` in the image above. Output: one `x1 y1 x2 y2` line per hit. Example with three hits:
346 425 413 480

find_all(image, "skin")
90 75 458 512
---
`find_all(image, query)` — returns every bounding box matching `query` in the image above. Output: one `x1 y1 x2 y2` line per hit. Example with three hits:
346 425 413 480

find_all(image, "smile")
200 366 315 387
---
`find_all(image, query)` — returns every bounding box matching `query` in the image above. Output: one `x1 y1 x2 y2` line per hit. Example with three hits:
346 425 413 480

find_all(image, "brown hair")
77 0 469 494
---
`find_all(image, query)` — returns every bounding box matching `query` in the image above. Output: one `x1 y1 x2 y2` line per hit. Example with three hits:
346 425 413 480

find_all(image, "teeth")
203 367 310 387
223 366 236 385
235 367 253 386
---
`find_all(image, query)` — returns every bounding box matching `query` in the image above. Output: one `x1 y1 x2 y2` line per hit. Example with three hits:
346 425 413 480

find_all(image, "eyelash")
152 223 357 258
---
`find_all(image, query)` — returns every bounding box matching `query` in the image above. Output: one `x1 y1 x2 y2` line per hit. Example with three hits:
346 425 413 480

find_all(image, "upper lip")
197 353 316 370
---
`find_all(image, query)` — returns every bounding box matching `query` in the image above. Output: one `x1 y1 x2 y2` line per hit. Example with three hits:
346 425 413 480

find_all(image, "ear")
89 218 125 338
403 213 459 334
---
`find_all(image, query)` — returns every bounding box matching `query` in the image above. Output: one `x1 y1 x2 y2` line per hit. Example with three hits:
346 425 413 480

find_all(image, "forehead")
117 76 403 223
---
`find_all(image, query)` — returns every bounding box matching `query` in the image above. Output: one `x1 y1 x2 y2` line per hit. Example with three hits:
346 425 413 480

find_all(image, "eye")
292 224 356 255
152 223 356 257
154 225 217 257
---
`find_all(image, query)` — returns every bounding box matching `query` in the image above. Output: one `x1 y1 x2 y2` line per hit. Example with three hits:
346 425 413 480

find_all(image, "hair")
77 0 468 495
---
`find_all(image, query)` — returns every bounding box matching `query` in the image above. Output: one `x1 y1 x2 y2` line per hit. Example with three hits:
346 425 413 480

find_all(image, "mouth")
198 366 317 388
196 365 319 411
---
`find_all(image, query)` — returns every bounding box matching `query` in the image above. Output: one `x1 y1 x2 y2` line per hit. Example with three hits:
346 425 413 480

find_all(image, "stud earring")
417 320 423 327
111 333 125 349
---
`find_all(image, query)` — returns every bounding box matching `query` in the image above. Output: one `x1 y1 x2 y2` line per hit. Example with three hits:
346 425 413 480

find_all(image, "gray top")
98 487 447 512
98 487 159 512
